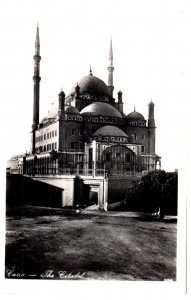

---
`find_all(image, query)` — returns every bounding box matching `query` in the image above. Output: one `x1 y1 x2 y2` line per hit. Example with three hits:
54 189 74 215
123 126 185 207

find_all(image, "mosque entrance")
89 185 99 205
82 183 100 209
102 145 136 175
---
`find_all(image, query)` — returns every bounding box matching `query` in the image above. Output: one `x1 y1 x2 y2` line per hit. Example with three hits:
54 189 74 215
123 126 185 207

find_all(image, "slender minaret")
32 24 41 153
148 100 156 154
107 38 114 97
58 89 65 117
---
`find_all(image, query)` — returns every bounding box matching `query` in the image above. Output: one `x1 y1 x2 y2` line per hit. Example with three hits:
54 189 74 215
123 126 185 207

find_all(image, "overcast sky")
0 0 190 171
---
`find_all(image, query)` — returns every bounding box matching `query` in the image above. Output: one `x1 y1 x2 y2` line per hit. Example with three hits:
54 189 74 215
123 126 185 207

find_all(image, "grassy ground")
5 205 177 280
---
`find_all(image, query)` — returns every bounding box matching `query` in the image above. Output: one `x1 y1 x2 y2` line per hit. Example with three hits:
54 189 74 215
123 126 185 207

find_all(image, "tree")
125 170 178 217
160 172 178 215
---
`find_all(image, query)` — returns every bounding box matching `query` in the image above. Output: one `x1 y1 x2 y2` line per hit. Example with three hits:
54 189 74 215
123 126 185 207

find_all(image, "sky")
0 0 191 171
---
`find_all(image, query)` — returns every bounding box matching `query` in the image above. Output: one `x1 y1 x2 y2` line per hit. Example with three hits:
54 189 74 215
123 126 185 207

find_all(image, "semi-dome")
65 105 79 114
126 111 145 121
69 74 110 97
40 106 58 124
92 126 128 137
46 107 58 119
80 102 122 118
40 105 80 124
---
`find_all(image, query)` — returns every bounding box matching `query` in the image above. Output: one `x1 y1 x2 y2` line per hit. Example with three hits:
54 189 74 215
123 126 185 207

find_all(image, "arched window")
106 152 110 161
141 146 145 153
126 153 131 162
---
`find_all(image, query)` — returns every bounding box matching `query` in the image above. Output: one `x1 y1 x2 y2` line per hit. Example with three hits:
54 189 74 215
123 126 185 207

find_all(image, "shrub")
126 170 178 216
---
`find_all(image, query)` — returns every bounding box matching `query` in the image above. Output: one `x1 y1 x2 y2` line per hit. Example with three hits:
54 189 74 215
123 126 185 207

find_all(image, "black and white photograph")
0 0 190 298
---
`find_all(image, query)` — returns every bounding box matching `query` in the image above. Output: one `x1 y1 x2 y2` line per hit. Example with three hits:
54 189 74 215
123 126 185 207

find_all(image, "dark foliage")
125 170 178 216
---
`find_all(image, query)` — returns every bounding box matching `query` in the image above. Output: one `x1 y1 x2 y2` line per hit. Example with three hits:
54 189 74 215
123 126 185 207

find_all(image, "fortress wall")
31 176 79 207
6 174 141 211
107 176 141 208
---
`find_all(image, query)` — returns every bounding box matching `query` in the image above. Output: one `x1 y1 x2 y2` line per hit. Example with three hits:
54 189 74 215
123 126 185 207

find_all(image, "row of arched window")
35 142 57 153
36 129 57 143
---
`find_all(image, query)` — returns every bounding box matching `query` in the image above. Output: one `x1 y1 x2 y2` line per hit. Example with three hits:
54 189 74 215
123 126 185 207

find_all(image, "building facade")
25 25 161 176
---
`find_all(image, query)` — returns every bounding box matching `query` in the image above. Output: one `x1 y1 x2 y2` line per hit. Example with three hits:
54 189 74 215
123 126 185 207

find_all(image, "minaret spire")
109 38 113 64
32 24 41 154
107 38 114 97
35 23 40 56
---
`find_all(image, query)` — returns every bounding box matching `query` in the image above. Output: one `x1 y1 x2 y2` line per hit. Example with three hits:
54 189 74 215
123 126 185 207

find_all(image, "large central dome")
69 74 110 97
80 102 122 118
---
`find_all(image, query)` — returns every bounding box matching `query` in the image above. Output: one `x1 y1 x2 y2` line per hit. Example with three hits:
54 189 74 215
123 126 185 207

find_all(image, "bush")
126 170 178 216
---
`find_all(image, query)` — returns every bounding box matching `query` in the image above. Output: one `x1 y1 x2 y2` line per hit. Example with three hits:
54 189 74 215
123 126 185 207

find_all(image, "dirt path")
5 206 177 280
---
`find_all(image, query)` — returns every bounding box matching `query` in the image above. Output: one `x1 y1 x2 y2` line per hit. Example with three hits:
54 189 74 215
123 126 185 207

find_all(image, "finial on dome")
149 98 154 105
134 105 136 112
150 98 153 104
89 65 93 75
59 88 65 96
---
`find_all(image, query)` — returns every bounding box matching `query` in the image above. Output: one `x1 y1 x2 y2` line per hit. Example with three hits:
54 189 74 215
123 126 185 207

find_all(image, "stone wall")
32 176 84 207
6 174 63 208
107 176 141 206
6 173 142 211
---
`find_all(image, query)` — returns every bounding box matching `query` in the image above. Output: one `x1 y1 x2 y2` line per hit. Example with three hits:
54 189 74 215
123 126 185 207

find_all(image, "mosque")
26 25 161 176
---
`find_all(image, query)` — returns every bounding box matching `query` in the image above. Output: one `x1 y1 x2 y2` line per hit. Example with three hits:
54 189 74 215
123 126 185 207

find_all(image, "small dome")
40 106 58 123
69 74 110 97
58 90 65 97
65 106 79 114
148 99 155 106
126 111 145 121
92 126 128 137
80 102 122 118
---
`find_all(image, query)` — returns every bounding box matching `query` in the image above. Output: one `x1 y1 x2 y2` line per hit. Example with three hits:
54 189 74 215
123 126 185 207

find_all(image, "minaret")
32 24 41 153
58 89 65 117
117 90 124 114
148 100 156 154
148 99 156 128
107 38 114 97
